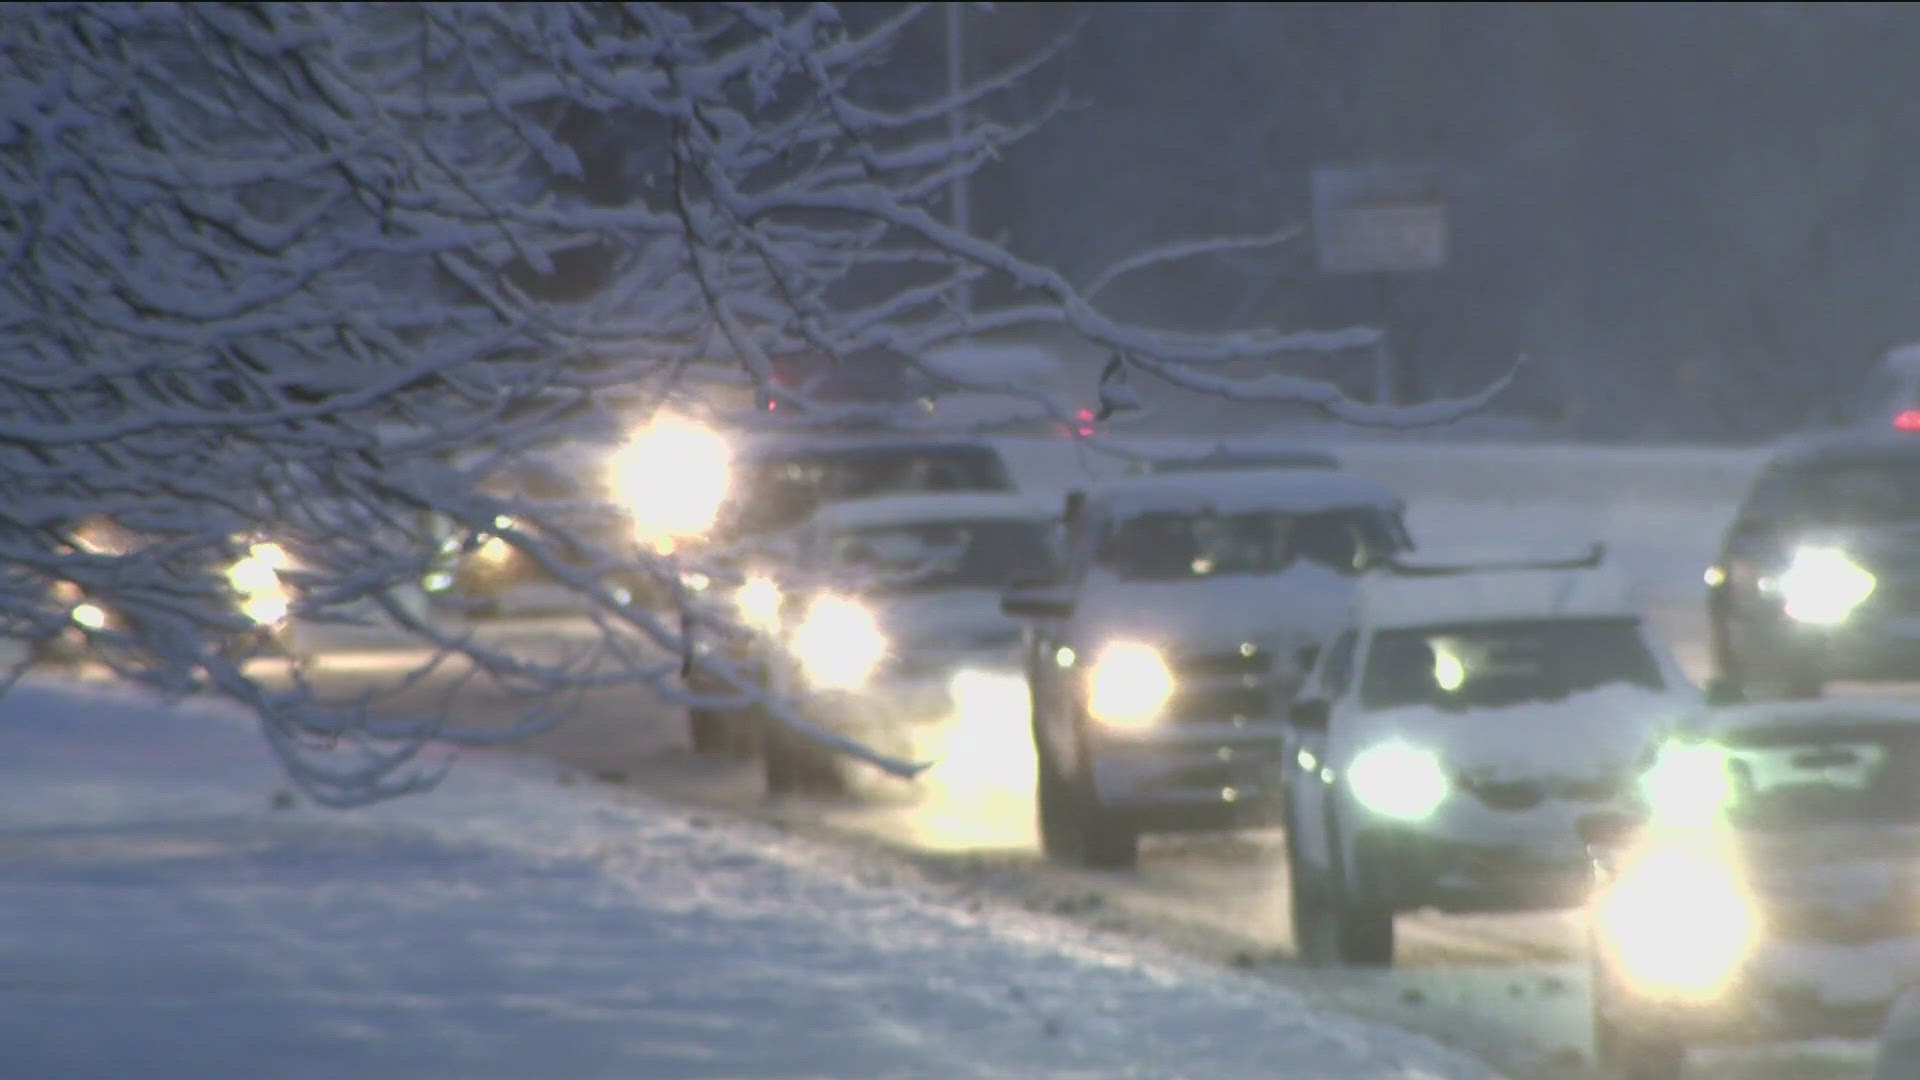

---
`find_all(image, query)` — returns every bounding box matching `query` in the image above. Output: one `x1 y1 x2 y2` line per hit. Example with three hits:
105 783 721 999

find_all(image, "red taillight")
1074 407 1096 438
1895 409 1920 431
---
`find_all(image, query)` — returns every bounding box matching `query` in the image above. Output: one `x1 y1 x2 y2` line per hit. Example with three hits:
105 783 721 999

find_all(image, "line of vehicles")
45 389 1920 1078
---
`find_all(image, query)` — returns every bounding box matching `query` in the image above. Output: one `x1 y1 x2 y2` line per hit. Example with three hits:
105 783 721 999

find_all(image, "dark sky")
896 2 1920 439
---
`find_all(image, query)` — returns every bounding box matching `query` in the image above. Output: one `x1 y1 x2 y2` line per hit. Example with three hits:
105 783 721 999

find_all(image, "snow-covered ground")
0 678 1500 1080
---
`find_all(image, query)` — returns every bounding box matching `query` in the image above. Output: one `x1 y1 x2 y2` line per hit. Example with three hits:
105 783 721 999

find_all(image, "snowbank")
0 678 1499 1080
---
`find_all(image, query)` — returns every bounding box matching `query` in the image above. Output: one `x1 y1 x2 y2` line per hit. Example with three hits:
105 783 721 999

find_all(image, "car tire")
688 707 729 755
761 715 845 797
1034 729 1137 870
1323 807 1395 966
1285 798 1339 963
1592 978 1684 1080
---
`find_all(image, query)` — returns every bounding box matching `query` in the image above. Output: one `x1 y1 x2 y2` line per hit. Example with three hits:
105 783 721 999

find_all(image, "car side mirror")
1576 808 1646 851
1001 580 1075 620
1703 677 1746 707
1288 697 1330 730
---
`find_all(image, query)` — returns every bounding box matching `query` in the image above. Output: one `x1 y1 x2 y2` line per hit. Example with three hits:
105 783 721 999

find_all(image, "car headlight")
70 602 108 631
1347 741 1450 821
790 594 886 690
228 542 293 626
1774 545 1875 625
734 574 782 633
1086 642 1174 729
1596 839 1757 1001
1640 739 1735 827
611 413 732 550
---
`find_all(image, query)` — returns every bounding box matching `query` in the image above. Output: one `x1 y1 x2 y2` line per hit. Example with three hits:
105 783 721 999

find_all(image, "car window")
1358 617 1664 712
1319 629 1358 699
1095 507 1405 581
826 519 1058 594
1722 724 1920 827
1741 456 1920 527
724 446 1013 538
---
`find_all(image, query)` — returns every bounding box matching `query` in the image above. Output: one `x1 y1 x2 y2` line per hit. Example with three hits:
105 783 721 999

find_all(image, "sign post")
1311 165 1449 404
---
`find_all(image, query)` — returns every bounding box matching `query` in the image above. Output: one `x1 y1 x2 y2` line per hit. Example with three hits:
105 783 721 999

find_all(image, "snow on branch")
0 2 1506 805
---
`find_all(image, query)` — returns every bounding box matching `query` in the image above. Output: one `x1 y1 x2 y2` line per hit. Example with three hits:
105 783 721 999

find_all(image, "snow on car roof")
732 432 1005 460
915 341 1066 387
1086 469 1400 516
1355 554 1640 629
807 492 1056 533
1693 699 1920 738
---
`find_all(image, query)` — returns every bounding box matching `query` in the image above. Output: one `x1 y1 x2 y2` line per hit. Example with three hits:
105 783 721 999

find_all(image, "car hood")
867 590 1024 654
1070 565 1353 656
1351 682 1685 787
1818 523 1920 574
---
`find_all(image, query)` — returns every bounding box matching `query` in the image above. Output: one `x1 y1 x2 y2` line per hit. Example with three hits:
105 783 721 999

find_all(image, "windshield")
827 519 1057 594
1742 458 1920 526
1359 617 1665 711
1096 507 1403 581
1722 724 1920 827
725 447 1013 538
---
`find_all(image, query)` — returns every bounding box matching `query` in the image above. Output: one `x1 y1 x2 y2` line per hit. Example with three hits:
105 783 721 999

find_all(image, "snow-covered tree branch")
0 2 1508 805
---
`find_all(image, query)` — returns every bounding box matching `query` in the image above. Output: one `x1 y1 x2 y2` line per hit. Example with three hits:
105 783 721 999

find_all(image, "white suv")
1282 547 1695 965
1003 470 1413 869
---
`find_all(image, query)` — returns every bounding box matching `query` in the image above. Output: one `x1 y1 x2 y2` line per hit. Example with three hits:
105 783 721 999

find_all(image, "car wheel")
1034 727 1136 870
688 707 729 755
1285 798 1339 963
761 714 845 797
1592 970 1685 1080
1324 807 1395 966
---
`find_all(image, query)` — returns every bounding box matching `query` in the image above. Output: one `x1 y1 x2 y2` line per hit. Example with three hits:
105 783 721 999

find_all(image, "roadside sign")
1311 164 1448 275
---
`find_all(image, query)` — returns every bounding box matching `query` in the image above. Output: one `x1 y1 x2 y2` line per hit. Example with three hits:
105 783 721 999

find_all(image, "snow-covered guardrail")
993 436 1769 510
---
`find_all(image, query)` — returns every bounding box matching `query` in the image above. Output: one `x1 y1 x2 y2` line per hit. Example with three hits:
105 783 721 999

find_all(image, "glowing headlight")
611 413 732 547
734 574 783 633
227 542 293 626
70 602 108 631
1596 840 1757 1000
790 595 886 690
472 533 514 567
1086 642 1174 729
1640 740 1734 827
1775 545 1876 625
1347 741 1450 821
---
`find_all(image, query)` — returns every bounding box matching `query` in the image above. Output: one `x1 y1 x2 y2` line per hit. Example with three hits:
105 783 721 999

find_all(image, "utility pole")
945 0 971 319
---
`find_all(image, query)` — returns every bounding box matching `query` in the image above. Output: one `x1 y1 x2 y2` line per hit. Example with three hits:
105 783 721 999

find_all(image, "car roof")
806 492 1056 532
1133 444 1342 475
1084 469 1401 515
732 433 1006 461
1691 699 1920 739
1354 547 1638 628
1764 429 1920 468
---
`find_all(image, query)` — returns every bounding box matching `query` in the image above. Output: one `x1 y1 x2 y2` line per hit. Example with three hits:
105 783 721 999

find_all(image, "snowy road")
0 681 1499 1080
37 487 1889 1079
250 573 1891 1080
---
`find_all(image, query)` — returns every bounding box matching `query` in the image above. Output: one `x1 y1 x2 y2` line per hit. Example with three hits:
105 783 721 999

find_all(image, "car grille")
1159 646 1288 723
1768 894 1920 944
1170 646 1273 679
1165 685 1272 723
1456 774 1626 811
